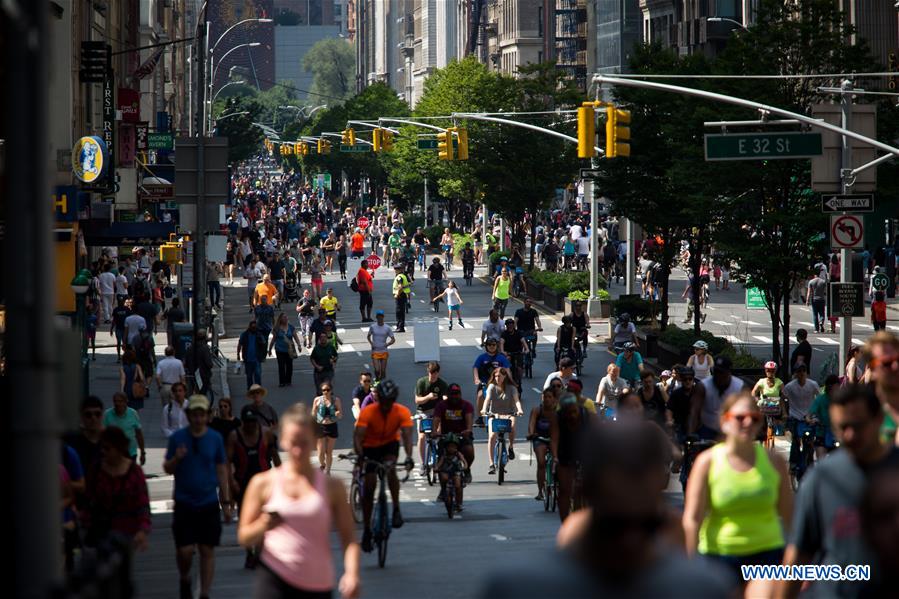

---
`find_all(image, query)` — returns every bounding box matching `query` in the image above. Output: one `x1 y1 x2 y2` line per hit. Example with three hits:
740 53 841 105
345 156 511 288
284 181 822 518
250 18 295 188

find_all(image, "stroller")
284 271 300 302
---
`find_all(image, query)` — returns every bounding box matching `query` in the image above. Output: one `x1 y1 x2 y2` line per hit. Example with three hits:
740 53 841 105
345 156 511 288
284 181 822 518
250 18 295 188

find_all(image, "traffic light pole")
838 80 854 365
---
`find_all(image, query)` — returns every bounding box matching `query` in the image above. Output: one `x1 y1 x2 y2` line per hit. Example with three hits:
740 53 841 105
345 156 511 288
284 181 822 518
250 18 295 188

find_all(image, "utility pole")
192 8 208 368
625 217 635 295
423 176 429 227
839 79 853 365
5 1 61 595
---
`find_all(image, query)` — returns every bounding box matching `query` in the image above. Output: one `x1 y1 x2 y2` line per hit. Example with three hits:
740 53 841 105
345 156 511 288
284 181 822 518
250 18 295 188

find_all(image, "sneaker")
180 581 192 599
488 464 496 475
535 492 544 501
458 319 464 326
463 468 472 485
392 508 404 529
436 489 446 503
455 504 463 513
508 447 515 460
361 529 373 552
420 464 428 477
449 323 453 330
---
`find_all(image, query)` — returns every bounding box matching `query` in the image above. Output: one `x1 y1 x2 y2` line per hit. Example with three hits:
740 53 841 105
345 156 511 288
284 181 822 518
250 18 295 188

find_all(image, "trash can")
172 322 194 361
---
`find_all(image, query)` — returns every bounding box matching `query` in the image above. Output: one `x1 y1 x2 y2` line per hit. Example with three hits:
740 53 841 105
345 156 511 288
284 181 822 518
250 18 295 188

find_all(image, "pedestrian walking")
354 259 374 322
161 382 189 438
163 395 232 599
312 385 343 474
310 333 338 392
366 310 395 380
102 392 146 465
156 345 186 407
238 321 267 389
268 313 301 387
120 348 147 411
237 403 360 599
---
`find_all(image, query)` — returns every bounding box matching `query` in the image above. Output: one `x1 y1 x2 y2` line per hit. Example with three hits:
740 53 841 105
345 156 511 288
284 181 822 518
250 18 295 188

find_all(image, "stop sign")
366 253 382 269
357 216 370 229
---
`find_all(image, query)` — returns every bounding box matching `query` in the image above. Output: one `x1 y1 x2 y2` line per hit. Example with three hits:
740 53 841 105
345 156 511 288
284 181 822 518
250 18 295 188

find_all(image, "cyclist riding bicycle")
413 362 448 474
433 383 475 478
412 227 427 269
353 379 415 553
434 433 467 513
472 339 511 426
615 342 645 389
440 228 454 269
499 318 529 390
427 257 446 301
611 312 639 350
388 229 403 265
514 298 543 355
460 242 475 280
570 301 590 356
554 315 577 368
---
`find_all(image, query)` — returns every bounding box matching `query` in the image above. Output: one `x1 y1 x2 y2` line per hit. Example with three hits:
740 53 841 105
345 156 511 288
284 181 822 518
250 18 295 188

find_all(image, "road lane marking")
406 340 415 347
724 335 743 344
443 338 460 346
797 321 815 328
852 338 865 345
542 335 557 344
889 325 899 332
340 344 356 353
753 336 773 343
356 351 362 356
337 328 346 334
816 337 839 345
711 321 730 326
490 534 508 542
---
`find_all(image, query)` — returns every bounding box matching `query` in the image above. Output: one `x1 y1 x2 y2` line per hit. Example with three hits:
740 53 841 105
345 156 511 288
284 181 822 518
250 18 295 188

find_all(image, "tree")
215 96 264 162
302 38 355 107
709 0 883 369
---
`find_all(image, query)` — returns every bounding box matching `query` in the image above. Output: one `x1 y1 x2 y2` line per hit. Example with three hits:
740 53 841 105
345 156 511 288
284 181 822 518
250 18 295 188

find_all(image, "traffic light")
438 128 454 161
342 128 356 145
317 139 331 154
605 107 631 158
455 127 469 160
372 128 383 152
381 130 395 152
577 104 596 158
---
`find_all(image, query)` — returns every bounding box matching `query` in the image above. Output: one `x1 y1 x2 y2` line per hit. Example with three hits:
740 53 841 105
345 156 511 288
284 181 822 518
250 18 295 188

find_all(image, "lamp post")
70 269 92 399
208 42 261 132
706 16 747 30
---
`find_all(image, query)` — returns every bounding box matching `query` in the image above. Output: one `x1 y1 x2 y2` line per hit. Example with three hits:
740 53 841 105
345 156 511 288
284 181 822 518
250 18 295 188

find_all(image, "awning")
81 221 177 246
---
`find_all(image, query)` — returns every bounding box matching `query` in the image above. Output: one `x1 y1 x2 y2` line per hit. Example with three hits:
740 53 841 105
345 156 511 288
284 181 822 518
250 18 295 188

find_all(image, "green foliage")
597 289 611 301
214 96 264 163
452 233 473 249
568 290 590 302
611 296 652 324
423 226 443 246
529 269 593 297
657 325 729 358
302 38 355 106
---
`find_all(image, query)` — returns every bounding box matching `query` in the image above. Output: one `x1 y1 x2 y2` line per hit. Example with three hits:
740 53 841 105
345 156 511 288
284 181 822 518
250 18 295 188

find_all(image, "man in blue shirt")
164 395 231 599
472 338 512 426
237 320 265 389
615 342 645 387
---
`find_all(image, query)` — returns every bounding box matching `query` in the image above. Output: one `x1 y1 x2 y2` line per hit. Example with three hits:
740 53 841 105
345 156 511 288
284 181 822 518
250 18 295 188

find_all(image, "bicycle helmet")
623 342 636 351
764 361 778 370
442 433 461 447
693 340 708 350
374 379 399 402
618 312 631 323
676 366 696 377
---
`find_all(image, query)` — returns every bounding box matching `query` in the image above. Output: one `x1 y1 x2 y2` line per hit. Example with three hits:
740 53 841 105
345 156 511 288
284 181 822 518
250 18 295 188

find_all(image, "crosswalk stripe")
797 321 815 328
337 328 346 335
856 323 874 330
443 339 460 346
711 321 730 326
406 340 415 347
340 344 355 353
889 325 899 332
816 337 839 345
852 338 865 345
753 335 773 343
542 335 557 344
724 335 743 344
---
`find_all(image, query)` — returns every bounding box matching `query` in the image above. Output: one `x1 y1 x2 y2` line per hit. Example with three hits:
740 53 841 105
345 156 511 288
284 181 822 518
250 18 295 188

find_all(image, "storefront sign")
117 87 140 123
71 136 107 183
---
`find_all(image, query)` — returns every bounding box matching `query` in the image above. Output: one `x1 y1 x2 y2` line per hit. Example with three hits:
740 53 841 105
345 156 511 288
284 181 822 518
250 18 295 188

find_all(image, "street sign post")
872 272 890 292
340 144 372 153
148 132 174 150
830 214 864 249
417 139 458 150
829 282 865 317
579 168 602 180
357 216 370 229
704 132 823 161
821 193 874 213
365 254 381 269
746 287 767 310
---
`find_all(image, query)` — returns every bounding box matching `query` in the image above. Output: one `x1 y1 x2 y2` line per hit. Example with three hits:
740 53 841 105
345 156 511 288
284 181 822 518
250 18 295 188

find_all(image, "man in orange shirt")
355 259 375 322
350 227 366 259
253 273 278 307
353 379 414 552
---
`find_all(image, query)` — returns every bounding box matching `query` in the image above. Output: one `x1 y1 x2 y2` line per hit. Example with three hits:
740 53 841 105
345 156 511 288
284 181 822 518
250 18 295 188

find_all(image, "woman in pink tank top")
238 403 360 598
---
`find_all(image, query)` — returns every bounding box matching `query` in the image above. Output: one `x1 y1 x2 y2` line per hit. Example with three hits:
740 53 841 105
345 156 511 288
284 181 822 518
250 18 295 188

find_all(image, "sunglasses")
871 356 899 369
726 412 762 424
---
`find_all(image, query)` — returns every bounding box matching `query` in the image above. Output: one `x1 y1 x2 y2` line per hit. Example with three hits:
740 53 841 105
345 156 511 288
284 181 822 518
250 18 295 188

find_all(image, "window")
538 50 543 63
538 6 543 38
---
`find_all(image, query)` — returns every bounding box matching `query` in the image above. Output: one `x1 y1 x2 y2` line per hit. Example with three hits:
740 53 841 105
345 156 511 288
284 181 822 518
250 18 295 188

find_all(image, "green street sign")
417 139 458 150
872 273 890 292
148 132 174 150
746 287 767 310
339 144 371 153
704 132 822 161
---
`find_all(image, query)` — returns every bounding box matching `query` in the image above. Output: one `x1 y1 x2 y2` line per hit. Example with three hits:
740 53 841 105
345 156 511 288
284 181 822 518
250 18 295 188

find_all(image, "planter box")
657 341 692 369
636 330 659 359
543 287 565 311
525 278 544 301
564 297 611 318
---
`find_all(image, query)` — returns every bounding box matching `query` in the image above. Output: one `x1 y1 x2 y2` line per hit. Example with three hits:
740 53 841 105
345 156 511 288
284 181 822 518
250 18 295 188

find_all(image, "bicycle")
417 244 426 271
790 420 816 491
512 267 525 298
533 437 557 513
337 453 363 524
485 412 513 485
413 414 440 486
522 348 534 379
462 261 474 286
430 279 445 313
680 435 716 494
442 245 453 271
368 458 411 568
522 330 540 359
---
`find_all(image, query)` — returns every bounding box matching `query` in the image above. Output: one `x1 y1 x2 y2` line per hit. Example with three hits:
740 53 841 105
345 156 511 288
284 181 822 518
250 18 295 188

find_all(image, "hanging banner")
71 136 107 183
117 87 140 123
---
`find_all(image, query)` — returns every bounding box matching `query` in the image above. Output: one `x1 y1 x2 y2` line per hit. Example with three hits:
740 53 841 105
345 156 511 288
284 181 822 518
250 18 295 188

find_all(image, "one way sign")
821 193 874 213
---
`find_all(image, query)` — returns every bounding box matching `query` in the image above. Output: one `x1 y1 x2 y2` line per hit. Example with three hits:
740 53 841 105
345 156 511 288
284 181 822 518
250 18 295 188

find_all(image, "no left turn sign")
831 214 864 250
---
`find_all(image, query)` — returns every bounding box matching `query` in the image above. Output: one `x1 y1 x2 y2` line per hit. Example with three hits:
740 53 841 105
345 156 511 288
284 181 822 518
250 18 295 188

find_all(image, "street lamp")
706 16 747 30
70 269 92 399
208 42 261 131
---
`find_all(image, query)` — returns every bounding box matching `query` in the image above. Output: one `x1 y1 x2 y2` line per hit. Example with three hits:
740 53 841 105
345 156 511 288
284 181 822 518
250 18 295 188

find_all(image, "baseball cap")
375 309 384 316
566 379 584 393
447 383 462 396
713 356 733 372
187 395 210 412
240 405 259 422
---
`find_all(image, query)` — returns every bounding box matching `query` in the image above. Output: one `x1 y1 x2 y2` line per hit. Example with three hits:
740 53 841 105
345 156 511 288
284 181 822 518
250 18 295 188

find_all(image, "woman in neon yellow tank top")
492 267 512 318
683 391 793 589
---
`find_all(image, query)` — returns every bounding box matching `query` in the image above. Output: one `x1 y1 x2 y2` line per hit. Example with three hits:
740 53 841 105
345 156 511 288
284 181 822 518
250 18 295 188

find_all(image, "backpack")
350 277 359 292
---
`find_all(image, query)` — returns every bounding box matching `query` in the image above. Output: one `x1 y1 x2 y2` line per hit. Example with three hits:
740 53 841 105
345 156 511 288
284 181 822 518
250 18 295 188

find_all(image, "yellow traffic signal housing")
294 142 302 154
299 142 310 156
381 130 395 152
160 244 182 264
372 128 383 152
455 127 469 160
577 104 596 158
438 128 454 161
342 128 356 145
318 139 331 154
606 107 631 158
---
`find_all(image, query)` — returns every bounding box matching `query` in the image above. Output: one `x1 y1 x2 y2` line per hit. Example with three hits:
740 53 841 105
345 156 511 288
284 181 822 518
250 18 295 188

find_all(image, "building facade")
594 0 642 74
208 0 275 92
273 1 346 99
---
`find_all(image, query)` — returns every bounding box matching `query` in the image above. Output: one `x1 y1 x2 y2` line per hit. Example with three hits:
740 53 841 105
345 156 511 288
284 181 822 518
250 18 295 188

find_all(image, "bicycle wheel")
445 486 455 519
350 479 362 524
550 481 558 512
376 497 389 568
498 441 506 486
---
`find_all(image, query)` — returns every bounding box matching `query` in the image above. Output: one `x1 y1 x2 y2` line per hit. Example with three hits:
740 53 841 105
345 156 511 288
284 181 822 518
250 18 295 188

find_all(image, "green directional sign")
339 144 371 153
746 287 767 310
417 139 459 150
705 132 822 161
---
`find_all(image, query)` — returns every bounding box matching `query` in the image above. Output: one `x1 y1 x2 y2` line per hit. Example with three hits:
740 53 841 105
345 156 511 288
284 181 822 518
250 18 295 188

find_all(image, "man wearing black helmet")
354 379 415 553
612 313 639 349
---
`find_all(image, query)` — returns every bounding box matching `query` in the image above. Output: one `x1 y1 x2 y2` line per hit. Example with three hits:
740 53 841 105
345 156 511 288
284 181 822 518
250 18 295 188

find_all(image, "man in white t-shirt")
156 345 187 406
98 263 117 322
244 255 265 309
124 312 147 347
569 223 584 241
782 364 821 471
576 236 589 261
115 267 129 299
366 310 396 380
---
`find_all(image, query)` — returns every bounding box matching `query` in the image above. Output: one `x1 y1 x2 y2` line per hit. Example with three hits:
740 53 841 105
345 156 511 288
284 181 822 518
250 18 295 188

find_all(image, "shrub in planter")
424 225 444 247
657 325 728 357
453 233 473 250
543 286 565 310
611 296 652 324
